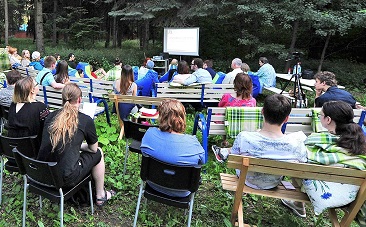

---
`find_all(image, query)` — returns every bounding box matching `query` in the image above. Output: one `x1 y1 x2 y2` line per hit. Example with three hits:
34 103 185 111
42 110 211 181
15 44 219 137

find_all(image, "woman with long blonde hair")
37 83 115 206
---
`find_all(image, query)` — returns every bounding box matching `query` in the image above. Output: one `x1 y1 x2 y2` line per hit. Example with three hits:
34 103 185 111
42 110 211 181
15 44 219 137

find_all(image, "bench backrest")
206 107 365 136
228 154 366 186
17 66 39 77
108 94 167 106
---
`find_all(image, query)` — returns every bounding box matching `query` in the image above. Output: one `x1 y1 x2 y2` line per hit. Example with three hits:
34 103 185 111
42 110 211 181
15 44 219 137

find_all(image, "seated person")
203 59 216 79
67 53 77 69
222 58 243 84
29 51 44 71
239 62 260 98
104 58 122 81
282 101 366 219
35 56 65 89
20 49 31 67
0 70 23 107
37 83 115 206
135 60 159 96
159 59 178 82
7 46 21 68
54 60 70 84
173 58 212 85
314 71 356 108
8 76 50 149
248 57 276 93
137 58 151 80
171 60 192 84
212 94 307 190
140 99 205 197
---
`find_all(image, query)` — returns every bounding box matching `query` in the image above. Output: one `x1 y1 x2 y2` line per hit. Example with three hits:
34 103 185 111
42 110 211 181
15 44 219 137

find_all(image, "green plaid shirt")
225 107 263 138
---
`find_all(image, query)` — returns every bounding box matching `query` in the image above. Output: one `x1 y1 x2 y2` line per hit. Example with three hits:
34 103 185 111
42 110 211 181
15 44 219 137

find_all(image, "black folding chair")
122 119 158 175
0 134 38 205
0 104 9 133
12 148 94 227
133 155 201 227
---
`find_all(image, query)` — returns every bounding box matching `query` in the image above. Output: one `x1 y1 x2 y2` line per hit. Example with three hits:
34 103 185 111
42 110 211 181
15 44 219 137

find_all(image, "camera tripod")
280 56 307 108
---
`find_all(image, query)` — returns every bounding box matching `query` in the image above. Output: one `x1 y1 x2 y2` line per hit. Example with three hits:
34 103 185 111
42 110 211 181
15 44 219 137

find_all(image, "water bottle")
293 63 302 75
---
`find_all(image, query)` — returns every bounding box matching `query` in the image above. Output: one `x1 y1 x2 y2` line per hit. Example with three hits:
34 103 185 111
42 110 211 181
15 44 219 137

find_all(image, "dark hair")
54 53 60 60
119 65 134 95
322 101 366 155
262 94 291 125
68 53 74 59
6 70 22 85
77 69 84 76
204 60 213 68
177 60 190 74
55 60 69 83
314 71 337 86
115 57 122 65
259 57 268 64
234 73 253 100
192 58 203 68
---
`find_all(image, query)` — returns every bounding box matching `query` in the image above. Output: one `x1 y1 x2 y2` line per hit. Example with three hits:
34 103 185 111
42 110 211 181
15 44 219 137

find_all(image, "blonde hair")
13 77 35 103
158 99 186 133
49 83 81 152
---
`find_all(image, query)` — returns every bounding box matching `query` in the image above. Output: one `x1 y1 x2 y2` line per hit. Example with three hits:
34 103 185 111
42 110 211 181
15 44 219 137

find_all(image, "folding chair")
0 104 9 133
133 155 201 227
0 135 38 205
12 148 94 227
122 119 158 175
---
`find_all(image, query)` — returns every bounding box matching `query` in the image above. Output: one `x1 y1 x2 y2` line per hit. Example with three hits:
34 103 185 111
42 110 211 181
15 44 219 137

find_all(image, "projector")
152 56 163 60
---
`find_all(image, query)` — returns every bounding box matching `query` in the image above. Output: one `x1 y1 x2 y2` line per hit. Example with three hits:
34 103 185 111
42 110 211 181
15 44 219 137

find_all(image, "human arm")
181 74 198 85
50 81 65 89
131 83 137 96
218 94 229 107
80 142 98 153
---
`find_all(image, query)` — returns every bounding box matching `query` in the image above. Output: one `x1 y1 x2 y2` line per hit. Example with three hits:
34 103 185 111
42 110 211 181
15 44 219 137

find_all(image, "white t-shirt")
231 131 307 189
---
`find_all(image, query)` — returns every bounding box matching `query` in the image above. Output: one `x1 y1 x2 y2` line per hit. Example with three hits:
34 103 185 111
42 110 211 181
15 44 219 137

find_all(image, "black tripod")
280 55 307 108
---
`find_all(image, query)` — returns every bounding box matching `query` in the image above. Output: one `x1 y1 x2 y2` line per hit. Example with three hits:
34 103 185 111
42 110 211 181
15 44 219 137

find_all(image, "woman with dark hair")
113 65 137 96
218 73 256 107
140 99 205 197
171 60 192 84
37 83 115 206
54 60 70 84
8 76 50 148
282 101 366 220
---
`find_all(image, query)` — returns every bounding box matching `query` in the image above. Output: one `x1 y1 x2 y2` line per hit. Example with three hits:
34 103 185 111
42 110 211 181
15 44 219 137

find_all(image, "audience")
282 101 366 218
29 51 44 70
104 58 122 81
36 56 65 89
137 58 151 80
7 76 50 149
54 60 70 84
77 69 84 78
135 60 159 96
174 58 212 85
203 59 216 78
37 83 115 207
241 63 250 73
248 57 276 93
171 60 193 84
222 58 243 84
158 59 178 82
20 49 31 67
140 99 205 197
0 70 23 107
7 46 21 67
314 71 356 108
67 53 77 69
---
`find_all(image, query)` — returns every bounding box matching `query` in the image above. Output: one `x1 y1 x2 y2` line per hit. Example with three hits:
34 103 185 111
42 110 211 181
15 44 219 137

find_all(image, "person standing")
222 58 243 84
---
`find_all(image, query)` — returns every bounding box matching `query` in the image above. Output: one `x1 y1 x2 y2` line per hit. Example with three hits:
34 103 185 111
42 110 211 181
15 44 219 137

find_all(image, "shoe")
281 199 306 218
212 145 224 163
96 189 116 207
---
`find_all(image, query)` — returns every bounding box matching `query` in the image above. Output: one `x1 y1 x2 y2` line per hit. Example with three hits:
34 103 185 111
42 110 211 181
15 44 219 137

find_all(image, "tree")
34 0 44 53
4 0 9 45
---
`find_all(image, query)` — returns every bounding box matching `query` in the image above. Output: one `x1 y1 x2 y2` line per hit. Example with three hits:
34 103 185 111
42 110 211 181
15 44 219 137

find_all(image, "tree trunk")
52 0 57 45
284 20 299 73
112 16 117 47
4 0 9 46
104 13 110 48
318 34 331 72
35 0 44 53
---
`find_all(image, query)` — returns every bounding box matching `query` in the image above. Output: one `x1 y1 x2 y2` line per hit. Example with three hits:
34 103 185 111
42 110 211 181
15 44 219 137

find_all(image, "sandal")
96 189 116 207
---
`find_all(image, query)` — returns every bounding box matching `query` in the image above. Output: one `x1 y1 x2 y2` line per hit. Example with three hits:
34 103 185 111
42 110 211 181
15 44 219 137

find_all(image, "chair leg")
22 175 28 227
123 139 129 176
59 188 64 227
39 195 42 209
133 181 144 227
0 157 3 205
88 180 94 215
187 192 196 227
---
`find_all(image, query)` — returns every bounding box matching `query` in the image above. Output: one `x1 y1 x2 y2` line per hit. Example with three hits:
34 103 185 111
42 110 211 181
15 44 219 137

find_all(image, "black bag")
301 69 314 79
68 183 95 207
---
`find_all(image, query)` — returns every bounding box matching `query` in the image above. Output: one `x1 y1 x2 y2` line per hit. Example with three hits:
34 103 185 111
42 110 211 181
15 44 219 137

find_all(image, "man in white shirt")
222 58 243 84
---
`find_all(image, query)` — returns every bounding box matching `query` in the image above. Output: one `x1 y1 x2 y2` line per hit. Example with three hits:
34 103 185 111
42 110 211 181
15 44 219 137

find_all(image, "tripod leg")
280 74 296 94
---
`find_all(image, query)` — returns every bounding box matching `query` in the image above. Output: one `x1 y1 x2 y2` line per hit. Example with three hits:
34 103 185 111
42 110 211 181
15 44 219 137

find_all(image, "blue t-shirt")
141 127 205 197
36 68 55 86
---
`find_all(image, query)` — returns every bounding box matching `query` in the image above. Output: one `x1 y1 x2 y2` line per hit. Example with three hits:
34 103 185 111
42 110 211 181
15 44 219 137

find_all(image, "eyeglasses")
317 113 325 118
34 81 39 87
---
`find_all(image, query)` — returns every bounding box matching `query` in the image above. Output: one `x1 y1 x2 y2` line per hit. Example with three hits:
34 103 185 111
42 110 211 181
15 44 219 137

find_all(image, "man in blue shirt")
314 71 356 108
36 56 65 89
248 57 276 93
182 58 212 85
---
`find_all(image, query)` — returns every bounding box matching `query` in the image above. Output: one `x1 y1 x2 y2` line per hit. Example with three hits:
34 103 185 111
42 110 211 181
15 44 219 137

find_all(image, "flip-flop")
96 189 116 207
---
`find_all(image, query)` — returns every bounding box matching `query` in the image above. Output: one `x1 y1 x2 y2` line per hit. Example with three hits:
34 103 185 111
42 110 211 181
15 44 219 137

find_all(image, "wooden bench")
192 107 366 159
108 94 169 139
36 85 111 125
156 83 234 108
221 154 366 227
16 66 39 77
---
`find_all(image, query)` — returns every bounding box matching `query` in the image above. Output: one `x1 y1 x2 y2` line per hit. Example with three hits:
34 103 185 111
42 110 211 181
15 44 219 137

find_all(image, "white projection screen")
163 27 199 56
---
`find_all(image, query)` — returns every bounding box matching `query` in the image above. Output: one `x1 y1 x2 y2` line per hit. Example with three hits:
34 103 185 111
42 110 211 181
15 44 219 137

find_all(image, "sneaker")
212 145 224 163
281 199 306 218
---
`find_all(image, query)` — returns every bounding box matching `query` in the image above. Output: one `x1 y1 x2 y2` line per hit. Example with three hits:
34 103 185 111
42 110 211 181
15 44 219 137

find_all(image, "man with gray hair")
314 71 356 108
222 58 243 84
